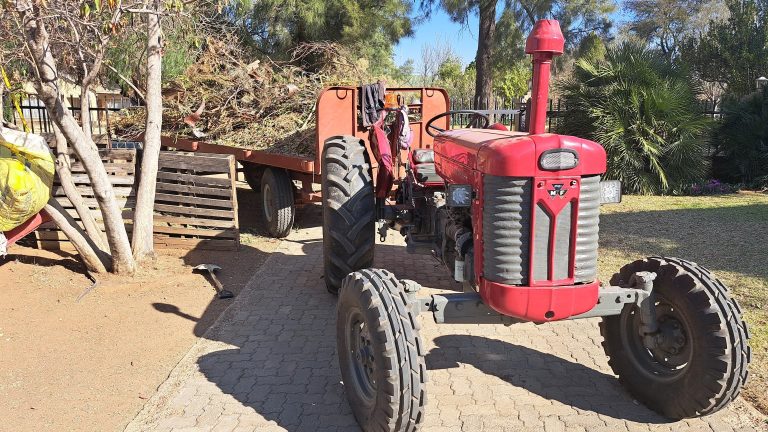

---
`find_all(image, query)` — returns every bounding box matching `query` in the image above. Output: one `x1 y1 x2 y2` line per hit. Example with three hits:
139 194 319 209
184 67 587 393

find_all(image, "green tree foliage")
420 0 615 107
107 18 202 92
494 62 530 99
714 86 768 186
575 32 606 63
230 0 413 62
625 0 705 59
436 58 475 100
682 0 768 97
558 42 710 194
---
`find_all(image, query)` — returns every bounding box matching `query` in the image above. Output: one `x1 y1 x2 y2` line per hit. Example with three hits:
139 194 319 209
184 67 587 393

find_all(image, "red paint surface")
480 280 600 323
433 121 607 323
526 20 565 135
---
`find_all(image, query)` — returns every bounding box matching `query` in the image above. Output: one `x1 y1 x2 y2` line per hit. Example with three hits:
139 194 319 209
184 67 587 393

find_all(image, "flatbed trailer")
161 86 449 237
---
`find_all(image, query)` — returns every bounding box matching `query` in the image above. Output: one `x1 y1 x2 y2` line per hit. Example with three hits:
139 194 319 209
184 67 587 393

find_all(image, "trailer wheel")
322 136 375 294
337 269 426 432
260 168 295 238
242 162 264 191
600 257 751 419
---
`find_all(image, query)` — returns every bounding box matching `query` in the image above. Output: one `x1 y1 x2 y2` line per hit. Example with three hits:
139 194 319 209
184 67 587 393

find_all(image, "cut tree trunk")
44 199 109 274
20 4 136 274
474 0 497 110
52 124 108 252
132 0 164 261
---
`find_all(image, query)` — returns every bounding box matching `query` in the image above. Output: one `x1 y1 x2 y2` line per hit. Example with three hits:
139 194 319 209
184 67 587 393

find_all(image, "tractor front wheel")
321 136 375 294
600 257 750 419
337 269 426 432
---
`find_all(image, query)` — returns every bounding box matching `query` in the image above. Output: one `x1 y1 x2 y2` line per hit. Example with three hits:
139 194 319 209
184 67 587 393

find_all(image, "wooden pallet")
37 149 239 251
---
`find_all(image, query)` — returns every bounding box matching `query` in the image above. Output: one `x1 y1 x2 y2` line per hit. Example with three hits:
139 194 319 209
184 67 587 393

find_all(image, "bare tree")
132 0 164 261
419 37 454 86
5 0 137 274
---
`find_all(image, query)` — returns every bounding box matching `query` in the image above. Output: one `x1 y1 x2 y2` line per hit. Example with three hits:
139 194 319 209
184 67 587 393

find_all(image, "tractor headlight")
600 180 622 204
447 184 472 207
539 149 579 171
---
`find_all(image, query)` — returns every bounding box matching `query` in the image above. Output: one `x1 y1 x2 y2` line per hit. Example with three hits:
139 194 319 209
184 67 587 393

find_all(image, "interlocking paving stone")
125 208 765 432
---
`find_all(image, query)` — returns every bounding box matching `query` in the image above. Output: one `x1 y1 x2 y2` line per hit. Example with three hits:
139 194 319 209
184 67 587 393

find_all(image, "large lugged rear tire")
600 257 750 419
337 269 426 432
322 136 375 294
261 168 295 238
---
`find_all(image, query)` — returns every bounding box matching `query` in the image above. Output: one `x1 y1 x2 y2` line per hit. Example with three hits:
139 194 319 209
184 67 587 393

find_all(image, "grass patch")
597 192 768 414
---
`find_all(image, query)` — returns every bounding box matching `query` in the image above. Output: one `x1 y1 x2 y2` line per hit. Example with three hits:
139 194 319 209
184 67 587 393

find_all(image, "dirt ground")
0 185 281 432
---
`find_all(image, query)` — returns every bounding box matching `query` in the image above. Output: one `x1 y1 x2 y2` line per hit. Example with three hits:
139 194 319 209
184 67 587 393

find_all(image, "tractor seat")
411 149 441 184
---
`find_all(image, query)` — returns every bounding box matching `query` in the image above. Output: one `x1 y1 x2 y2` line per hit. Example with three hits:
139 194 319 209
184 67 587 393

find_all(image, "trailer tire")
337 269 426 432
600 257 751 419
242 162 264 191
261 168 295 238
322 136 375 294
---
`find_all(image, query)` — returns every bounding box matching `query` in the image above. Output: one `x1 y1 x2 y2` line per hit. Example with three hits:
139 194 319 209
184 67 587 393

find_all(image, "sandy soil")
0 186 281 432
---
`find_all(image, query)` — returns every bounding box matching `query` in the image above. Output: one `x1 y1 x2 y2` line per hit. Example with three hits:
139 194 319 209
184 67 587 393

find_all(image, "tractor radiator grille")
482 175 600 285
482 176 531 285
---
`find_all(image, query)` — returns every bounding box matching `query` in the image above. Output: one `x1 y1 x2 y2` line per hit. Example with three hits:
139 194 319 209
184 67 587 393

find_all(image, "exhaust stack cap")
525 19 565 56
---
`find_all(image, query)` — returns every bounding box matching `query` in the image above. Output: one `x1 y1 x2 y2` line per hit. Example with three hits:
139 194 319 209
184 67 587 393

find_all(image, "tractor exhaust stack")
525 20 565 134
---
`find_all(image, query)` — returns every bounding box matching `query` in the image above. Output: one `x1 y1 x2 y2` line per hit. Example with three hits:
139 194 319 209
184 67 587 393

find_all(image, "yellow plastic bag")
0 128 55 232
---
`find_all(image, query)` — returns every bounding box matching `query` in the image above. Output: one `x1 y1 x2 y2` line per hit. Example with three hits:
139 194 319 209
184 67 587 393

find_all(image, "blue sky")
394 9 480 67
393 4 631 68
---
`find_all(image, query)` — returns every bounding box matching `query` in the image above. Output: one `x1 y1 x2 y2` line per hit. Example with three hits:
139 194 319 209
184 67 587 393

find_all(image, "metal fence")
450 96 567 132
450 96 723 132
1 94 136 137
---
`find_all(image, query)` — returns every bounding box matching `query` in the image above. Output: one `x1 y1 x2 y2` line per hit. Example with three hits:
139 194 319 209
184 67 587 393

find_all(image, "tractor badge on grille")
548 184 567 198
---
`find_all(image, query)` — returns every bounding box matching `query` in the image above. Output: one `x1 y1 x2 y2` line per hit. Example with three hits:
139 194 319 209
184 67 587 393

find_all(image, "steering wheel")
425 110 490 137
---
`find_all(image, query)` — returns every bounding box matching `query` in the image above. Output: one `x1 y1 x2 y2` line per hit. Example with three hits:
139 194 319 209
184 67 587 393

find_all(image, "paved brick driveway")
126 208 763 432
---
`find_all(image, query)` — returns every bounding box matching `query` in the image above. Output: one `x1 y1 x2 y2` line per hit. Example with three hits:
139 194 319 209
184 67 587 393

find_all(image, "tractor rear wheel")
322 136 375 294
337 269 426 432
260 167 295 238
600 257 750 419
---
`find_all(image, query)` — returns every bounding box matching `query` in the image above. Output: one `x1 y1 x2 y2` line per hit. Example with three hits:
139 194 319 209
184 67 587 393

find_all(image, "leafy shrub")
713 86 768 187
557 41 710 195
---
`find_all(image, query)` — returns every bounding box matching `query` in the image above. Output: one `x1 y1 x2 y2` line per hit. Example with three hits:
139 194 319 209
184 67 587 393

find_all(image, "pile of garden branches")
114 36 365 157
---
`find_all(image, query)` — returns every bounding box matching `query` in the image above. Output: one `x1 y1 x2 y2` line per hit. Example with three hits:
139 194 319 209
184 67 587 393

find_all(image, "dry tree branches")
114 37 367 157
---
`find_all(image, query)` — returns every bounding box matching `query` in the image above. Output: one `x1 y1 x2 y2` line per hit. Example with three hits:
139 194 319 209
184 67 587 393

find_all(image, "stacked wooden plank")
37 149 239 251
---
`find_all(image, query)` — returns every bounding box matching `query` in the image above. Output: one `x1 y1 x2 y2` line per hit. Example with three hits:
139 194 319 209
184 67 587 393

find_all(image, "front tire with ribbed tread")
600 256 750 419
337 269 426 432
322 136 375 294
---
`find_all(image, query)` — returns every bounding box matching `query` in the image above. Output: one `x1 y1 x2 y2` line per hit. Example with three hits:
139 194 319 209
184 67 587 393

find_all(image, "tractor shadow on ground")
155 230 674 431
426 334 671 424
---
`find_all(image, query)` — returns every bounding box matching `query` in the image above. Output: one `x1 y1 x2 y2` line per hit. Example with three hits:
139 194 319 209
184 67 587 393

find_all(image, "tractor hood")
434 129 606 178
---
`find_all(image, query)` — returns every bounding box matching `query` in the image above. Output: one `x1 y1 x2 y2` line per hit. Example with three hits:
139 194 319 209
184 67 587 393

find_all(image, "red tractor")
323 20 750 432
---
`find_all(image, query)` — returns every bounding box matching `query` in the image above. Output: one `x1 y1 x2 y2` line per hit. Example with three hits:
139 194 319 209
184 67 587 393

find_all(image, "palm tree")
714 86 768 187
557 42 710 194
